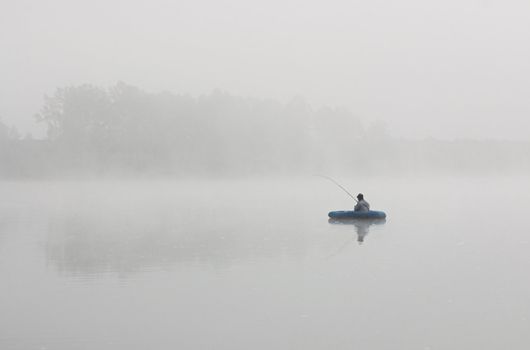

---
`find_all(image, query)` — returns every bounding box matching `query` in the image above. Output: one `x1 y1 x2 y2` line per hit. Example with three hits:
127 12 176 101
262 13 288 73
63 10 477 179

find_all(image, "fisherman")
354 193 370 212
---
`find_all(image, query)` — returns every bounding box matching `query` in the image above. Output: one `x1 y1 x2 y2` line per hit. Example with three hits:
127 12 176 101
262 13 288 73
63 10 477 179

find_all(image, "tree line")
1 82 529 178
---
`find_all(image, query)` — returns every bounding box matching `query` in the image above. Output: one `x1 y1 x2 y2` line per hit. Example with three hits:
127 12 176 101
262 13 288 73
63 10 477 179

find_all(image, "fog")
2 178 530 349
2 81 529 178
2 0 530 140
2 1 530 349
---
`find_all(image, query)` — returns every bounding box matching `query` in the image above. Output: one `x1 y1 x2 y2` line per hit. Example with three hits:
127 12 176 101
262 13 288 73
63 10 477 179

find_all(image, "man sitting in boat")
354 193 370 212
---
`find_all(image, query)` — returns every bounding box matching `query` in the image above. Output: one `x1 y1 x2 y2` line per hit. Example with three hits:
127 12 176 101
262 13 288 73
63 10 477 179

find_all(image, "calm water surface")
1 177 529 349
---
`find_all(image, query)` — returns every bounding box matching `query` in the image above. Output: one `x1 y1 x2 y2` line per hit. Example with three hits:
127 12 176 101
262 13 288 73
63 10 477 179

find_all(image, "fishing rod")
315 175 358 203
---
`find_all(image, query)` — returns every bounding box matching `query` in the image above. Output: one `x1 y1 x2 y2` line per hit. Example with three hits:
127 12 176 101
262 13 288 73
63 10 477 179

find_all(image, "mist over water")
1 177 530 349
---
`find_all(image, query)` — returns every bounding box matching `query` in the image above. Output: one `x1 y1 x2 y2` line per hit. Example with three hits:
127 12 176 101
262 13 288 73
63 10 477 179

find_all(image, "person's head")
357 193 364 200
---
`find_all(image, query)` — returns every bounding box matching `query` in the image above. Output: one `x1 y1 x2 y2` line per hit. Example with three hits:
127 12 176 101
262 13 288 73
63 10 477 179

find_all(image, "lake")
1 176 529 349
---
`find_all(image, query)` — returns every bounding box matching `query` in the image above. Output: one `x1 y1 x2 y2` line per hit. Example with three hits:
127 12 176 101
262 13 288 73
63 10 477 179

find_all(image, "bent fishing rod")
315 175 358 203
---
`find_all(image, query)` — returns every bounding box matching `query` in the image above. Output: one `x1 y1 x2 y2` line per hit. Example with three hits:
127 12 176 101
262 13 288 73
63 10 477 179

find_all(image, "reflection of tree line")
45 209 310 276
3 82 529 177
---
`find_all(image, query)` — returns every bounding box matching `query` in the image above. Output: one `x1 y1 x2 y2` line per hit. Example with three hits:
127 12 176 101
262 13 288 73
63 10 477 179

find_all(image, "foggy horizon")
3 0 530 141
2 81 530 142
2 81 529 179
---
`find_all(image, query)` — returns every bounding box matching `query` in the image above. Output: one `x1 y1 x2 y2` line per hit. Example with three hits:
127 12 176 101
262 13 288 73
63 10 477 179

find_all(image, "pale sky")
1 0 530 140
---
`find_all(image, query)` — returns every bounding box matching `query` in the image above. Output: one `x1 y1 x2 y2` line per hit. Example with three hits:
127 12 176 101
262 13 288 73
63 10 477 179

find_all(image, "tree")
35 85 111 142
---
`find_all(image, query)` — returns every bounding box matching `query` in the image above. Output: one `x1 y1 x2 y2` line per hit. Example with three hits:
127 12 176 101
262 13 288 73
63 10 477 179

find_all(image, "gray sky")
2 0 530 140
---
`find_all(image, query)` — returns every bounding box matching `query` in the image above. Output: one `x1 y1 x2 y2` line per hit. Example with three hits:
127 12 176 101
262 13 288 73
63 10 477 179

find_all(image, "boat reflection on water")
328 218 386 244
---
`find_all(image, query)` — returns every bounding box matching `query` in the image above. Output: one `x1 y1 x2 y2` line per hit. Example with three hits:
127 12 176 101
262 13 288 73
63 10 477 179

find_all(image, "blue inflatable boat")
328 210 387 219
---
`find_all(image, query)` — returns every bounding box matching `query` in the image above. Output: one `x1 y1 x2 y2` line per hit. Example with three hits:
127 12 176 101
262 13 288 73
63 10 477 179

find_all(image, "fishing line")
314 175 358 202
